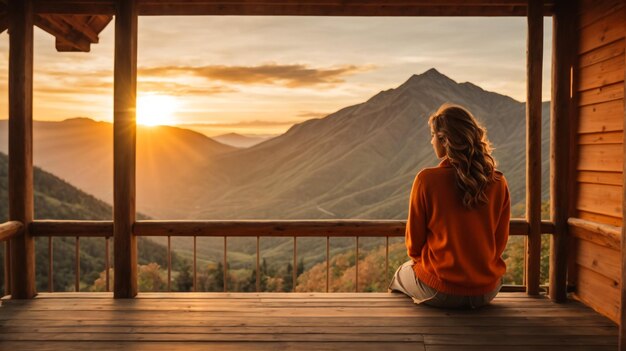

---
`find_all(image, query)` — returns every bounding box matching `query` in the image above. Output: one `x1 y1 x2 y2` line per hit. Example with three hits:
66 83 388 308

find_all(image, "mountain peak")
402 68 456 88
62 117 96 124
422 67 444 77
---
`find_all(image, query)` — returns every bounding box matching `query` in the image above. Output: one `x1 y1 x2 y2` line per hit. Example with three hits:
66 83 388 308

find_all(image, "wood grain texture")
575 182 622 218
577 99 624 133
30 0 556 16
577 210 623 227
578 0 624 29
579 38 625 68
7 0 36 300
578 6 625 54
569 217 621 251
549 0 575 302
618 2 626 351
525 0 543 296
577 143 623 172
27 219 535 238
577 131 622 144
0 221 23 242
575 238 620 282
578 54 624 92
0 292 616 350
578 81 624 106
575 265 620 323
113 0 138 298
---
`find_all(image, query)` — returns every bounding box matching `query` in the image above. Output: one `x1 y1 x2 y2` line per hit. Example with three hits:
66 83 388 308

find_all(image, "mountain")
0 68 550 220
0 118 237 218
0 152 187 292
213 133 274 148
188 68 550 219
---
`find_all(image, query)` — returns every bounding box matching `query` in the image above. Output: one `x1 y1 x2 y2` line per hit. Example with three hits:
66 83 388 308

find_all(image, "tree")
174 259 193 292
282 263 293 292
138 263 166 292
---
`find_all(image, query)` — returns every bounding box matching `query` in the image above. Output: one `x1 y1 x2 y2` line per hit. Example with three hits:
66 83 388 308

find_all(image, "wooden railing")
0 221 22 242
24 218 555 294
0 221 24 296
2 0 569 300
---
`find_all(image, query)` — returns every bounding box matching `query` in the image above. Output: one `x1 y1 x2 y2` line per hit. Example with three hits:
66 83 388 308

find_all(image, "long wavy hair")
428 104 498 209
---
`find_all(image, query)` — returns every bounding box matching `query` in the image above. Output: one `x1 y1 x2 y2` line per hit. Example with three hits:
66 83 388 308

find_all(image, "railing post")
549 0 575 303
7 0 36 299
525 0 543 296
113 0 138 298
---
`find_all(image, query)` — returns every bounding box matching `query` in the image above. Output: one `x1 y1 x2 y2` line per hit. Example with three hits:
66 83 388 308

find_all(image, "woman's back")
406 157 510 296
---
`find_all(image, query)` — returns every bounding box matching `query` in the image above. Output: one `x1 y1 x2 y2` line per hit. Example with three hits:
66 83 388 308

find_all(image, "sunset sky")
0 16 552 137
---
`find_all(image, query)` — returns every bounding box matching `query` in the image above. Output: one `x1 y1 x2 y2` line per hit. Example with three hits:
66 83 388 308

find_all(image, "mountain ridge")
0 68 549 219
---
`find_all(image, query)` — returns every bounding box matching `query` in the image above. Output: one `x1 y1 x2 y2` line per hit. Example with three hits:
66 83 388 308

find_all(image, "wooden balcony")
2 0 625 350
0 292 617 351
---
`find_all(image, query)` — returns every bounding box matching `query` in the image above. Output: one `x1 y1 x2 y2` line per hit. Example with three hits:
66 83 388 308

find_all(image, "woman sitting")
388 103 511 309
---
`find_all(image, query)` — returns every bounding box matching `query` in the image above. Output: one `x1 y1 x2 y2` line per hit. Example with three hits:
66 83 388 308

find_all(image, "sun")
136 94 178 126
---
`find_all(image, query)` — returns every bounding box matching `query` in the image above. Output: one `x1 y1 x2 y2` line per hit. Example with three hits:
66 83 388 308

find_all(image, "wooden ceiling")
0 0 555 52
0 0 112 52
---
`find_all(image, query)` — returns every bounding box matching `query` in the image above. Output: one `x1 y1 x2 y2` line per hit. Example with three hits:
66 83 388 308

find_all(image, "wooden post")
7 0 36 299
113 0 138 298
525 0 543 296
619 3 626 350
548 0 574 303
4 242 10 296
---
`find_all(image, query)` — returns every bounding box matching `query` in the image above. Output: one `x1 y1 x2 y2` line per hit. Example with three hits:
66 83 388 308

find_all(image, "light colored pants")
388 260 502 309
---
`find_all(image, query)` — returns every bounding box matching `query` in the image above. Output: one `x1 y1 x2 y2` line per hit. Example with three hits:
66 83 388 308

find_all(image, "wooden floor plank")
0 293 617 351
426 346 616 351
424 334 616 346
13 292 534 299
0 333 423 342
0 341 425 351
0 308 602 319
0 325 615 336
0 316 615 328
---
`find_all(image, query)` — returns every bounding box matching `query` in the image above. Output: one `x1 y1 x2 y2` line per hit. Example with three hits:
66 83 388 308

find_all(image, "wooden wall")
572 0 625 324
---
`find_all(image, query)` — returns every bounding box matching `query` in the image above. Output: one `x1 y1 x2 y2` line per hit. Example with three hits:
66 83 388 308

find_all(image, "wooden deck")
0 292 617 350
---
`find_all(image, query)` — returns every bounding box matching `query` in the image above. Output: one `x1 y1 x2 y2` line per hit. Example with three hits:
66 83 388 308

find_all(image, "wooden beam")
142 0 546 5
525 0 543 296
549 0 576 303
618 0 626 351
138 220 405 238
568 217 620 251
34 0 116 14
34 14 92 52
0 15 7 34
32 0 556 16
113 0 138 299
135 219 532 237
0 221 23 242
137 4 553 16
7 0 36 299
3 241 9 296
29 218 535 237
30 220 113 237
58 15 99 42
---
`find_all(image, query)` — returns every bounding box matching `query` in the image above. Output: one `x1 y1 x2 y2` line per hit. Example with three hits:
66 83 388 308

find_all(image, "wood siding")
572 0 625 324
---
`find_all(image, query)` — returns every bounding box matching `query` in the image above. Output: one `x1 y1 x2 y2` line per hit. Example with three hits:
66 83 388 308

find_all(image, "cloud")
180 120 300 128
32 68 236 97
138 81 237 96
138 63 375 88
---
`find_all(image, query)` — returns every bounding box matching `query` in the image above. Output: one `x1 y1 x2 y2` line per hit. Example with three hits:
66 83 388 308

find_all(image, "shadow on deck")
0 292 617 351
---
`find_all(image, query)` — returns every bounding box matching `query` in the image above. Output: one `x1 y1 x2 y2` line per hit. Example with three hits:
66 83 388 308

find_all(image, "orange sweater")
406 158 510 296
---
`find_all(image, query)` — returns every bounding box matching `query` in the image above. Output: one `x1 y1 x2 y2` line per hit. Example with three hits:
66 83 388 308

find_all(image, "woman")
388 103 510 309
